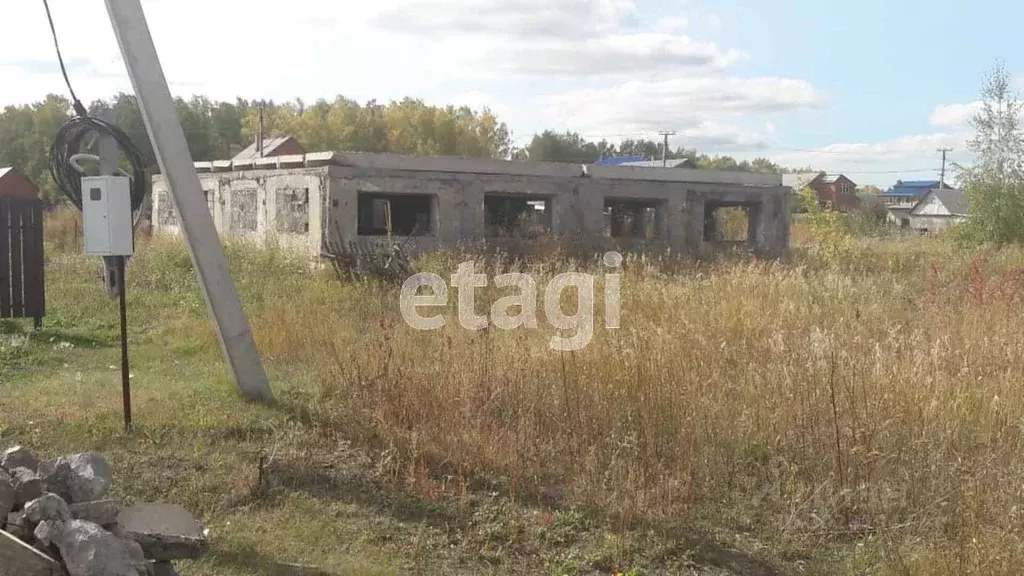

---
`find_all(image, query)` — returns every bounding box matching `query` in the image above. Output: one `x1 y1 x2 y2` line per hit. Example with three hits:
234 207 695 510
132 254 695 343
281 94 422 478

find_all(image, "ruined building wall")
325 166 790 258
150 167 329 256
151 161 790 259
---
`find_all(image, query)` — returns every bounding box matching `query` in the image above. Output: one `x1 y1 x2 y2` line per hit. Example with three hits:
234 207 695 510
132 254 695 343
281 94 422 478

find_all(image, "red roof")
0 167 40 200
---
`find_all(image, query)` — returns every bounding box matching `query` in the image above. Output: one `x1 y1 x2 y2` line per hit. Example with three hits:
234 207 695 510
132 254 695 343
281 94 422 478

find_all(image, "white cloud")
449 91 495 111
369 0 636 39
542 77 824 139
761 131 976 186
930 102 982 129
366 0 740 78
652 17 689 33
676 121 770 151
0 0 822 158
773 132 968 167
473 33 744 77
0 0 380 106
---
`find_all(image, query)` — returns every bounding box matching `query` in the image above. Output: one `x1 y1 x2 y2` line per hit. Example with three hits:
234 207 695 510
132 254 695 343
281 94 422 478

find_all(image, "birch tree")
956 63 1024 245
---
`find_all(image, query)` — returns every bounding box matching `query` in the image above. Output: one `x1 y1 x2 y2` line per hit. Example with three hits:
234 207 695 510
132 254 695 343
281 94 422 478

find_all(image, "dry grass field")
3 207 1024 574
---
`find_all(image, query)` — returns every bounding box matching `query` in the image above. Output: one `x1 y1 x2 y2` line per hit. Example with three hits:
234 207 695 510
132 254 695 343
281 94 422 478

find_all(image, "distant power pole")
258 104 265 157
658 130 676 167
937 147 952 187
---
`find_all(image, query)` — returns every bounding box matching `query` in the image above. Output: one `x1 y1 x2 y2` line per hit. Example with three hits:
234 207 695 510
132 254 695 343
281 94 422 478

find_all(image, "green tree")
798 185 852 260
3 90 820 206
954 63 1024 245
0 95 72 204
519 130 614 163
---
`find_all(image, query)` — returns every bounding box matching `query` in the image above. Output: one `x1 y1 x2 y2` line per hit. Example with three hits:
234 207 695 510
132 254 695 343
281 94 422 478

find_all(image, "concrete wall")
909 215 966 233
151 167 329 256
150 153 791 259
326 165 790 258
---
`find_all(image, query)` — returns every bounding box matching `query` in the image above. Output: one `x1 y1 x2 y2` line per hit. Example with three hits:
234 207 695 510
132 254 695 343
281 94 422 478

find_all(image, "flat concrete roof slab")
116 503 207 561
166 150 782 187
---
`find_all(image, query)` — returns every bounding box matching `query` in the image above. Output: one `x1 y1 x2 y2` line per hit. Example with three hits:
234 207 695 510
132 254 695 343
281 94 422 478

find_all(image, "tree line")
1 93 814 205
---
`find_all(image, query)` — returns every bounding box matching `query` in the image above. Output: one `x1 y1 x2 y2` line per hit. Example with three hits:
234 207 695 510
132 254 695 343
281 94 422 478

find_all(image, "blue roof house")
593 156 647 165
878 180 952 206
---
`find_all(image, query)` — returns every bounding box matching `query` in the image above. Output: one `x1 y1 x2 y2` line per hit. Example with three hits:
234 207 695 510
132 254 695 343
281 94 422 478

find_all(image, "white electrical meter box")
81 175 134 257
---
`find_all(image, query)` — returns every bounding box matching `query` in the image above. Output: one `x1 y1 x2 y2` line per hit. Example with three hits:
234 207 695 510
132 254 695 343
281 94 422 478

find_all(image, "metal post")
117 255 131 429
98 109 132 429
103 0 273 403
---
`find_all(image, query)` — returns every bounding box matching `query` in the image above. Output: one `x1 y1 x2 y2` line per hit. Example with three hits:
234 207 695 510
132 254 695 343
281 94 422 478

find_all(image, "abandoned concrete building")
149 151 791 259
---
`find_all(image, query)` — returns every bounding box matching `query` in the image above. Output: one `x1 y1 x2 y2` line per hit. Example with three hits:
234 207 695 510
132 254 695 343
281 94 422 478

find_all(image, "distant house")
782 172 821 192
0 167 40 200
596 156 694 168
230 134 305 163
782 171 860 212
907 187 969 233
878 180 952 207
594 156 646 165
618 158 694 168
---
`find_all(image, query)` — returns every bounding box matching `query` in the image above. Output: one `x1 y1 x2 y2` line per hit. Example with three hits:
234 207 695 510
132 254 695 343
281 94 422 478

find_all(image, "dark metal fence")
0 198 45 327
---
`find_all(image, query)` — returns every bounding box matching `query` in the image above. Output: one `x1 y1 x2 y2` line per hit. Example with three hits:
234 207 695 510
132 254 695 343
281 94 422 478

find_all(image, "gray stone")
10 467 43 505
39 453 112 504
5 511 30 540
55 519 149 576
25 493 71 524
1 446 39 474
33 519 62 547
0 529 62 576
0 470 13 521
38 459 74 503
69 500 120 526
116 503 208 561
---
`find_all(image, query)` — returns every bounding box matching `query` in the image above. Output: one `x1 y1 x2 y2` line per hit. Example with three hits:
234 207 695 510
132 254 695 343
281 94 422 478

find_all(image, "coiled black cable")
48 115 149 224
42 0 148 224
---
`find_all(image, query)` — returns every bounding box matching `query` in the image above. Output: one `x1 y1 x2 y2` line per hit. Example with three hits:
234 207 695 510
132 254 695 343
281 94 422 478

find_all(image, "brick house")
783 171 860 212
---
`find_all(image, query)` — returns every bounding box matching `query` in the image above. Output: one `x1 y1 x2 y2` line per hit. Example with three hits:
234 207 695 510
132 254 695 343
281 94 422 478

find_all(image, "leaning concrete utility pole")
103 0 273 403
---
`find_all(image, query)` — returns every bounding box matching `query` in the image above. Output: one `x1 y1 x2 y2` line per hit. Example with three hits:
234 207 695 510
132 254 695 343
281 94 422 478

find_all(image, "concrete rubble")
0 446 208 576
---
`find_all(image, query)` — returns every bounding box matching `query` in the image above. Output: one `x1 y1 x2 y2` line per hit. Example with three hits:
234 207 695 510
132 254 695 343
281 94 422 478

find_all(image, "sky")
1 0 1020 187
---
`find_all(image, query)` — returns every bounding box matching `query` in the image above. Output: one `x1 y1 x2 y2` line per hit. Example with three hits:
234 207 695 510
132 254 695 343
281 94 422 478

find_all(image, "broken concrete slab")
25 493 71 524
1 446 39 474
2 448 203 575
39 453 112 504
115 503 208 561
69 500 120 526
55 519 149 576
0 529 62 576
10 467 43 505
